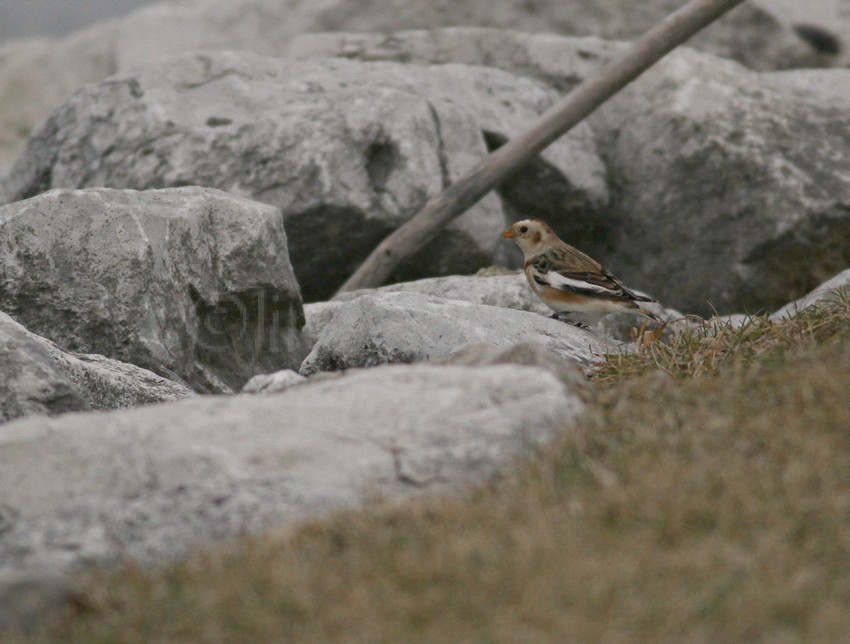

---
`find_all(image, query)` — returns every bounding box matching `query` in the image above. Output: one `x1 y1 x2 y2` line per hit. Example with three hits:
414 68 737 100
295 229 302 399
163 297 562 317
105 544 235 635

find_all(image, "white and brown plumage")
501 219 660 328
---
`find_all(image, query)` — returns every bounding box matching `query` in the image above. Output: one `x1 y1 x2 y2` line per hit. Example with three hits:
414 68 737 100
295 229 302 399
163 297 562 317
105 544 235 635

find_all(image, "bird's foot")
549 312 591 330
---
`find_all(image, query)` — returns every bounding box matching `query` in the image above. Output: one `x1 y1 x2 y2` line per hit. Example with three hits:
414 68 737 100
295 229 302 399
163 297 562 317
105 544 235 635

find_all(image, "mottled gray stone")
0 188 306 393
0 313 89 424
301 291 608 375
0 52 608 300
0 312 194 424
588 49 850 316
241 369 306 394
0 362 581 574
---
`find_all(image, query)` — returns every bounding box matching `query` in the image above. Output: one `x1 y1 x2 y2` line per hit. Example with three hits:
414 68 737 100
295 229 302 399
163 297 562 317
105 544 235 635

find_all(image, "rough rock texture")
0 314 89 424
0 52 606 300
300 292 608 375
305 273 677 348
587 49 850 317
290 28 630 94
0 0 825 166
759 69 850 109
433 341 589 392
0 478 352 574
0 0 337 165
309 0 822 71
0 312 194 424
0 362 581 572
756 0 850 66
305 272 545 347
241 369 306 394
0 188 306 393
771 269 850 320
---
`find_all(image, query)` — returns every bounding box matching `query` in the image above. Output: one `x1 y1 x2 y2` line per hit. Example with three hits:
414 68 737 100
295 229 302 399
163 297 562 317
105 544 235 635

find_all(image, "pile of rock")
0 0 848 627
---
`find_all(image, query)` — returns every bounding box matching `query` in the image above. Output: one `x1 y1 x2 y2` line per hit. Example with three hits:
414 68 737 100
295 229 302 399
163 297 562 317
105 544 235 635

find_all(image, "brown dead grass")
26 291 850 643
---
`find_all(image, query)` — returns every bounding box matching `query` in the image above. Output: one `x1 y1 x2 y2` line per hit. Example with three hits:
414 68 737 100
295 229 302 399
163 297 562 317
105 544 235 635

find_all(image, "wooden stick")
335 0 747 294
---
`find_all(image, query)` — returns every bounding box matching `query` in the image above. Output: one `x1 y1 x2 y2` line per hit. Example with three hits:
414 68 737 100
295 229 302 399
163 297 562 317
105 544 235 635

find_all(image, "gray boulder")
290 28 629 94
0 187 306 393
305 272 676 348
0 477 352 574
305 272 547 347
240 369 306 394
0 361 581 572
0 0 826 167
309 1 823 71
0 312 194 424
0 313 89 423
0 52 606 300
300 291 608 375
771 269 850 320
587 49 850 317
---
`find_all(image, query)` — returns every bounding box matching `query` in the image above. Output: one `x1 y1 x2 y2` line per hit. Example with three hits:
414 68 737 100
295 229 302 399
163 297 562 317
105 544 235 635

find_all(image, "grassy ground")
24 291 850 642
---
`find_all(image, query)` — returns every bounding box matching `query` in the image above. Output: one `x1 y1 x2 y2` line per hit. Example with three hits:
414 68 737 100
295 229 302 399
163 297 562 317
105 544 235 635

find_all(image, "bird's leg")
548 312 591 330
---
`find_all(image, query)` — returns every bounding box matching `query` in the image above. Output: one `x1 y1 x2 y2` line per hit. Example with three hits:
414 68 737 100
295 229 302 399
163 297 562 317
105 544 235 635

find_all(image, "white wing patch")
532 266 616 296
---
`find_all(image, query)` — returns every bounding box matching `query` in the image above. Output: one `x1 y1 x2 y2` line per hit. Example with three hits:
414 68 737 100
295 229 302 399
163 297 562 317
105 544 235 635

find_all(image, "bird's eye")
519 226 528 233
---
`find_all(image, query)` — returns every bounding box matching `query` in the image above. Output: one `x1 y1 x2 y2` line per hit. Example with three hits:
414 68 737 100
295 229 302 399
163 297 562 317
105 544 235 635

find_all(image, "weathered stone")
306 273 678 348
300 291 608 375
587 49 850 316
309 0 823 71
0 0 825 166
0 478 352 574
289 28 629 94
0 52 606 300
0 314 89 424
434 341 589 391
241 369 306 394
0 188 306 393
305 272 546 347
771 269 850 320
0 362 581 572
0 312 194 424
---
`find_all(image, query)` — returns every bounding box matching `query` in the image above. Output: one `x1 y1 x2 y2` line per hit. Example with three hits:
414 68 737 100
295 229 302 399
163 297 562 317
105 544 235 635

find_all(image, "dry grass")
24 292 850 642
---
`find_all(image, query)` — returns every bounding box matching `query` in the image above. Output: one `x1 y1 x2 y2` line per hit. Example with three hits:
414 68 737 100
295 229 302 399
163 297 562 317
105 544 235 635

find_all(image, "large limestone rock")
0 52 606 300
586 49 850 317
0 362 581 572
0 314 89 423
0 187 306 393
300 291 607 375
309 0 822 71
0 0 825 165
0 312 194 424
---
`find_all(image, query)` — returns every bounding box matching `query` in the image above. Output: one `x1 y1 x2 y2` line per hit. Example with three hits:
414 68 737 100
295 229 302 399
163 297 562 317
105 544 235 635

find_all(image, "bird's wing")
531 250 653 303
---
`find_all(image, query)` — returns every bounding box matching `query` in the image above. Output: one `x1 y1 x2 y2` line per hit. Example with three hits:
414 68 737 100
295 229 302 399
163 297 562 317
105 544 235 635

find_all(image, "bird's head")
501 219 557 254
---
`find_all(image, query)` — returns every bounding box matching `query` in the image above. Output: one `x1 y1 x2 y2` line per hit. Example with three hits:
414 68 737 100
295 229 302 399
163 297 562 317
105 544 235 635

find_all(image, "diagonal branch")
335 0 747 295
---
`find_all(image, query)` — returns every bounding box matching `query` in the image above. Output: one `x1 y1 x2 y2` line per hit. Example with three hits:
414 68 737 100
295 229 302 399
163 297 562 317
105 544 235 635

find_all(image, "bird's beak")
501 228 515 239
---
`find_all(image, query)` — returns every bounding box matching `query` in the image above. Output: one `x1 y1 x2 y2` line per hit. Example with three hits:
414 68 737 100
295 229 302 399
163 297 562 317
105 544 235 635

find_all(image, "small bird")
501 219 661 329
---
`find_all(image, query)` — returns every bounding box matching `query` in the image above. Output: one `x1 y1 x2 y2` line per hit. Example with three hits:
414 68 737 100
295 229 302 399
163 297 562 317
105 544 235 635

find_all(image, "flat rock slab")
0 362 581 573
0 312 194 424
0 187 306 393
301 291 608 375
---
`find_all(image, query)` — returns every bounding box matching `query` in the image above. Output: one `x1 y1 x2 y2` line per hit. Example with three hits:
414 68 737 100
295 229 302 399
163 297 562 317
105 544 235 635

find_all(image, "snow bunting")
501 219 661 328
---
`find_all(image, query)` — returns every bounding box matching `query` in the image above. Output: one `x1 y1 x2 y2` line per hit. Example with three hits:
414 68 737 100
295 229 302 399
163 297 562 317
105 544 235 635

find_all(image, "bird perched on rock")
501 218 661 329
